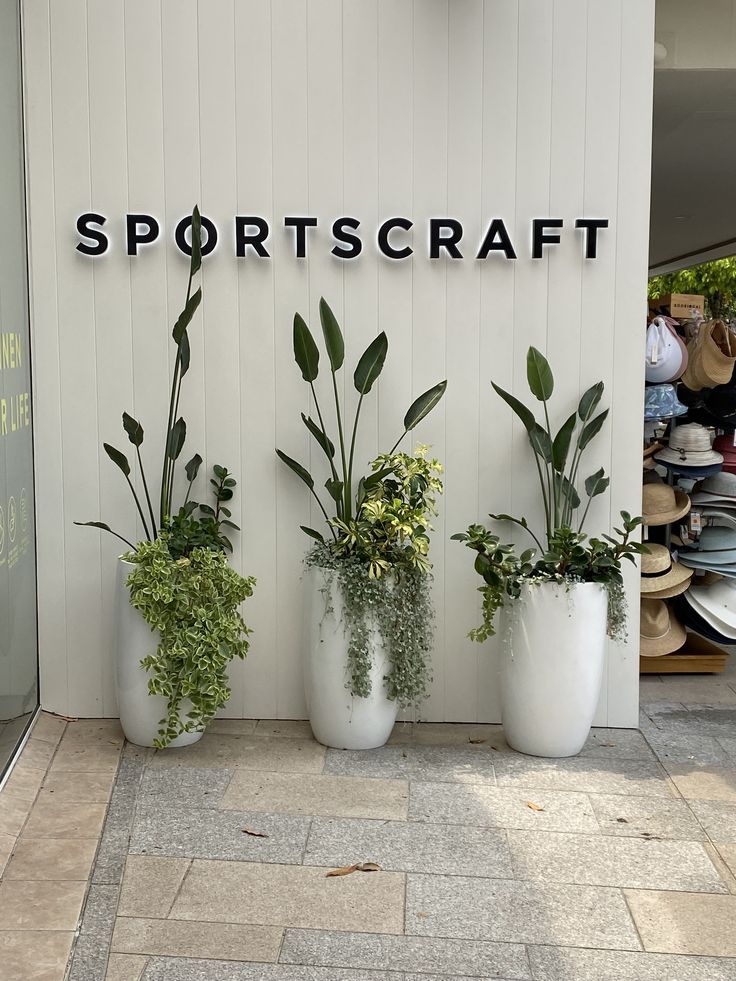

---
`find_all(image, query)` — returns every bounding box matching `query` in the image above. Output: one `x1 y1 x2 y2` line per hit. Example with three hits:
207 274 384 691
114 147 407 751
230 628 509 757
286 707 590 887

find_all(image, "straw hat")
641 480 691 526
655 423 723 468
645 318 688 384
686 579 736 640
640 544 693 597
691 471 736 507
640 598 686 657
682 320 736 391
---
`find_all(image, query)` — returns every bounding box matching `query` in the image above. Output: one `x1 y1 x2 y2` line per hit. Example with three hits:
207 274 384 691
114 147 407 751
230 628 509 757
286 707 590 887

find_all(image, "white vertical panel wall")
23 0 654 724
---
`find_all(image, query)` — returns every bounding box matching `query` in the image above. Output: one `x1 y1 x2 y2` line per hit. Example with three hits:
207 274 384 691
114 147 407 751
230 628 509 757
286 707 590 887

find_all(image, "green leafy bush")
125 536 256 747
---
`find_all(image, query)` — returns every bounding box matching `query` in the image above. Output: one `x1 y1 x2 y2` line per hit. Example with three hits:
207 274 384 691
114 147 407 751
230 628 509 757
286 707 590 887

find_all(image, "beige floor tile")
626 889 736 956
22 799 107 839
0 793 33 836
666 765 736 803
50 740 122 774
2 763 45 801
118 855 191 918
0 879 86 930
105 953 148 981
31 715 67 746
0 930 74 981
4 837 98 880
111 915 282 962
148 733 326 773
254 720 314 739
170 859 405 934
717 843 736 877
18 740 56 771
41 770 115 803
0 832 14 875
207 719 258 735
63 718 125 742
221 770 409 820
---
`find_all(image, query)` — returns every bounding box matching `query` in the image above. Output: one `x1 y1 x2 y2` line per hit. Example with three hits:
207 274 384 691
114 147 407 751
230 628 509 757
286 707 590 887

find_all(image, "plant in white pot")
277 298 446 749
77 207 255 748
453 346 645 758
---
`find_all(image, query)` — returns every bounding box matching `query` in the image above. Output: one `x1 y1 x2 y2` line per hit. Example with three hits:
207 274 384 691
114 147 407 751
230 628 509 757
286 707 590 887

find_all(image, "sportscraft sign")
75 213 610 261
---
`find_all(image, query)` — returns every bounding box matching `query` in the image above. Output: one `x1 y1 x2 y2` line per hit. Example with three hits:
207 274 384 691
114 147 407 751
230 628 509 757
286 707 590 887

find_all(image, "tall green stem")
542 401 558 528
125 474 151 541
330 370 349 521
136 446 157 539
347 393 365 517
309 380 341 514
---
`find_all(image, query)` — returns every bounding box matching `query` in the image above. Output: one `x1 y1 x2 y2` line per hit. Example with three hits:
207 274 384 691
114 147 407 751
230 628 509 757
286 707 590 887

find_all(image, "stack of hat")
691 472 736 528
654 423 723 477
672 578 736 645
639 544 691 658
643 442 662 472
642 477 691 527
678 526 736 579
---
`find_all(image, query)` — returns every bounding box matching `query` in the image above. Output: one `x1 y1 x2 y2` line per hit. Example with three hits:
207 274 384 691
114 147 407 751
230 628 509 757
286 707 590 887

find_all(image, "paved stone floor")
1 662 736 980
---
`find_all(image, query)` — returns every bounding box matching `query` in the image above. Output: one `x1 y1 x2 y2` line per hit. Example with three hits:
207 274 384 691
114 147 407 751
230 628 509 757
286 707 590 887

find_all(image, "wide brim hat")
672 594 732 646
640 544 693 595
641 479 691 526
699 509 736 532
691 471 736 506
686 580 736 640
640 598 687 657
656 459 724 479
655 447 724 467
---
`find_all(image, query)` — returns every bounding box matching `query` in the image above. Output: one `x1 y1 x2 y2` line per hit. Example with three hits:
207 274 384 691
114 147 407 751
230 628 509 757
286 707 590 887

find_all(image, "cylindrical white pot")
116 559 203 749
500 581 607 758
305 565 398 750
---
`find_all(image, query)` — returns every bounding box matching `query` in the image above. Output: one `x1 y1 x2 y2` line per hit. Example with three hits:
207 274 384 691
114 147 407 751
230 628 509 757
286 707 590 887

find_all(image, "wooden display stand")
640 632 730 674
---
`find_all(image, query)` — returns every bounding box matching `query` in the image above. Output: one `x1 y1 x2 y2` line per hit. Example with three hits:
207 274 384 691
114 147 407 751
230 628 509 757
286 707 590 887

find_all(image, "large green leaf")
577 381 604 422
293 313 320 382
300 525 325 542
529 423 552 463
491 383 535 432
325 478 344 502
179 330 190 377
122 412 144 447
190 206 202 276
404 380 447 431
104 443 131 477
276 449 314 489
526 347 554 402
185 453 202 483
73 520 135 548
301 413 335 459
166 417 186 461
552 412 577 472
556 473 581 510
584 467 610 498
579 408 609 450
172 287 202 344
354 332 388 394
319 297 345 371
363 465 395 490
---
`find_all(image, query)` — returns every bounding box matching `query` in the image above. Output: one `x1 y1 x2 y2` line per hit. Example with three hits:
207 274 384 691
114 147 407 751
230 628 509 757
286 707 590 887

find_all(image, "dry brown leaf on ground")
525 801 545 812
326 864 359 877
468 738 486 744
241 828 269 838
616 817 629 823
356 863 381 872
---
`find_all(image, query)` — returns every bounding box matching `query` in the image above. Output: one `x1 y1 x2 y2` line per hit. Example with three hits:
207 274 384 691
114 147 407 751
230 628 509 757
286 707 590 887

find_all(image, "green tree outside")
649 257 736 320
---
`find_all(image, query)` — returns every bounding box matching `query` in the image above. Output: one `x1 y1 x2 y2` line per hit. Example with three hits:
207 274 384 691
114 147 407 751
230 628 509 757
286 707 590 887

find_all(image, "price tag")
690 510 702 535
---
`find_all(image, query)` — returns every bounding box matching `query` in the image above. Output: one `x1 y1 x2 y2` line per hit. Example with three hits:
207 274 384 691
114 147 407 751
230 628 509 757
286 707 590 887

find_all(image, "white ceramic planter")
305 565 398 750
116 559 203 748
500 580 607 758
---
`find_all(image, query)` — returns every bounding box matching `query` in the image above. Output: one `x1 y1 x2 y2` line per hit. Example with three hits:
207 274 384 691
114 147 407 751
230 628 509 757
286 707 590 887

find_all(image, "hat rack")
642 313 732 674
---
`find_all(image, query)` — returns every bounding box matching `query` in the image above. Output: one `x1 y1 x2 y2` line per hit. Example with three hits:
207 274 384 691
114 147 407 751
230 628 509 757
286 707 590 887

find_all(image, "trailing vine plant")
277 299 447 706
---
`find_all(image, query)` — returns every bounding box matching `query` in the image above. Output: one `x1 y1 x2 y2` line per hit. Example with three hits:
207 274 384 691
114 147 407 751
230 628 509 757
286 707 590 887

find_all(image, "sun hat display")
640 598 686 657
686 579 736 640
641 479 691 526
681 319 736 391
691 471 736 507
640 544 693 597
698 509 736 532
703 385 736 429
678 526 736 567
671 593 732 645
654 423 723 468
655 460 724 479
644 384 688 421
645 318 689 384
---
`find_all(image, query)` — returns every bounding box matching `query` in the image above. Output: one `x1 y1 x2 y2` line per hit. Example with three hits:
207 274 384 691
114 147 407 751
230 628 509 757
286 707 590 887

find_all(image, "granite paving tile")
589 793 706 839
716 842 736 876
716 735 736 763
206 719 258 735
665 764 736 802
493 757 674 798
22 798 108 838
221 770 409 820
579 729 655 761
92 760 144 886
506 829 725 891
112 916 282 962
0 930 75 981
147 734 325 773
625 888 736 955
279 929 530 978
118 855 191 918
142 962 403 981
4 836 98 880
0 878 87 930
170 859 405 934
409 781 599 833
67 883 119 981
324 745 497 784
388 722 509 749
643 730 732 766
106 954 149 981
643 704 736 736
40 770 116 802
138 766 232 807
130 801 310 863
527 944 736 980
304 816 514 877
255 720 315 739
406 873 640 948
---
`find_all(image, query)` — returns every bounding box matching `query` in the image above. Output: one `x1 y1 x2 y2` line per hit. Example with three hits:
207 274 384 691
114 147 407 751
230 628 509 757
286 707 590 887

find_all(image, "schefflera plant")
277 298 447 707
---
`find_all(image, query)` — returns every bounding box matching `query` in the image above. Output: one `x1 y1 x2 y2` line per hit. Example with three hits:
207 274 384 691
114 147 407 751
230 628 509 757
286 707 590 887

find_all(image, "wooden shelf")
640 633 730 674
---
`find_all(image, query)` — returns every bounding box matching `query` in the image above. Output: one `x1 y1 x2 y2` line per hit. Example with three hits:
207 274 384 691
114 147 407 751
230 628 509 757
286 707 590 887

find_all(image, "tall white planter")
116 559 203 749
305 565 398 750
500 581 607 758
